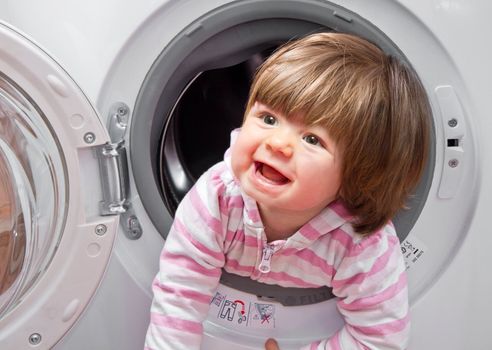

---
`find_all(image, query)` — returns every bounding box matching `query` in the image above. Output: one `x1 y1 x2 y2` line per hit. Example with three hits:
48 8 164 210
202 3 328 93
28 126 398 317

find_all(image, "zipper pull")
259 244 275 273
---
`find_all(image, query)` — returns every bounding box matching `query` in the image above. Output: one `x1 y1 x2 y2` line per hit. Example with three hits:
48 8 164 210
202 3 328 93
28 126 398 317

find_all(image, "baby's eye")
262 114 277 125
303 134 321 146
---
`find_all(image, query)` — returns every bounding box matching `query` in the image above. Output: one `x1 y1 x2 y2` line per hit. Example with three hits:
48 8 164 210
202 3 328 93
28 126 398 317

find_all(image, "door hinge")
96 102 142 239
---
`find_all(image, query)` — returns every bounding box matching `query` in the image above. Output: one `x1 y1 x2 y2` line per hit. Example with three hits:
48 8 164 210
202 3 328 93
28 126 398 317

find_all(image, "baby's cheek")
297 181 337 209
230 146 245 178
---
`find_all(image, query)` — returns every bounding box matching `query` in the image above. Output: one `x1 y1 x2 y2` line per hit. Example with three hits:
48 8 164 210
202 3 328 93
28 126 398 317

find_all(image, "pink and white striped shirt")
145 144 409 350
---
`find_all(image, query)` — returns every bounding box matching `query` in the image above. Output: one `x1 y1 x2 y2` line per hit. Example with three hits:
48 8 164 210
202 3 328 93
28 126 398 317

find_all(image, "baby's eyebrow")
256 103 278 114
259 108 285 120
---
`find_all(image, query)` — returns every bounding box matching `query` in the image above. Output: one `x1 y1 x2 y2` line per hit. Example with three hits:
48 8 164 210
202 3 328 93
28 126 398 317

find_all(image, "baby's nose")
266 133 294 157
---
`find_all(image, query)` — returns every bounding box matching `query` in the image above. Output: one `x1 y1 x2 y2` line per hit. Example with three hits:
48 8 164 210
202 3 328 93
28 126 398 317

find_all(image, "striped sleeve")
303 226 410 350
145 164 229 350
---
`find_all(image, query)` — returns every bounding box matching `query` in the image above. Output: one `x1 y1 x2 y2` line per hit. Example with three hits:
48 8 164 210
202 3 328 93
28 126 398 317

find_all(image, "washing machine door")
0 22 119 349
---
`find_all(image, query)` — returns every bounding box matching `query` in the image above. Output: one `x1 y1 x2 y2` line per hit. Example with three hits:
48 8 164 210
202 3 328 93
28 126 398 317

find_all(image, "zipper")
258 244 275 273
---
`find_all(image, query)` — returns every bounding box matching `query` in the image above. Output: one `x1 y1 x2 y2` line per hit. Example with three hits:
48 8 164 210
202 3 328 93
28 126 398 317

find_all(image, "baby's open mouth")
255 162 290 184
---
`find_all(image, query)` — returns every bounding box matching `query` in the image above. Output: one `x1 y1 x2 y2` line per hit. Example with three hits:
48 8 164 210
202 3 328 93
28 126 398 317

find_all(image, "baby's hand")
264 338 280 350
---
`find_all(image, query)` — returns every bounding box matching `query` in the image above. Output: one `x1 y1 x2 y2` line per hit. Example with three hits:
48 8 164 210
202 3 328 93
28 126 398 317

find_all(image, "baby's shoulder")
196 161 243 204
340 221 399 257
327 222 402 280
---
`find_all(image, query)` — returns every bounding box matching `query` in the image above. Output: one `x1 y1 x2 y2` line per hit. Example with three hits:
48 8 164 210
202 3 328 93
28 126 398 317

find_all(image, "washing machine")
0 0 490 349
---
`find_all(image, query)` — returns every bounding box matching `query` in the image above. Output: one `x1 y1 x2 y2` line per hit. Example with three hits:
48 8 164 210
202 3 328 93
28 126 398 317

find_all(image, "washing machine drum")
125 8 440 337
132 2 432 237
129 1 434 310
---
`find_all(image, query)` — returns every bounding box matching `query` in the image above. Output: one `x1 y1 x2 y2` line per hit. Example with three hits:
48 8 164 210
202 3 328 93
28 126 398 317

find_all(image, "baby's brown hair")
245 32 431 235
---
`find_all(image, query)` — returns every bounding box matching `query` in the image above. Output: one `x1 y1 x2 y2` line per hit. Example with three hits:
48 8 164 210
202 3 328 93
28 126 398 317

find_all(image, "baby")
145 32 431 349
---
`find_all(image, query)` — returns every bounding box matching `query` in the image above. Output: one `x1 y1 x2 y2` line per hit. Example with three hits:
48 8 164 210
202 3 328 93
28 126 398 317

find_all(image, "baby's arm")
145 167 227 350
304 228 409 350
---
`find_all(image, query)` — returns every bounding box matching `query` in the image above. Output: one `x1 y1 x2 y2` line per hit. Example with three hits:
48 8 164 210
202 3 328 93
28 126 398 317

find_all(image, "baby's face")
231 102 342 218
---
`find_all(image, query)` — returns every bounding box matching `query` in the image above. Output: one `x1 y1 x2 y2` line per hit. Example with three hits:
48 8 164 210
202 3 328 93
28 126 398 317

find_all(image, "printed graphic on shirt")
210 292 276 329
220 299 238 321
211 292 225 307
249 303 276 329
400 236 427 270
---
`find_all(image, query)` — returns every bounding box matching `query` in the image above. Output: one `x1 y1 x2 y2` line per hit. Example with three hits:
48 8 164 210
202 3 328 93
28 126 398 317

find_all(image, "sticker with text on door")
400 235 428 270
210 291 276 329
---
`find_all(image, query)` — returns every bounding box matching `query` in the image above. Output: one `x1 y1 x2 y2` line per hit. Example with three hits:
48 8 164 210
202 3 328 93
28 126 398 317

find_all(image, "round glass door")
0 21 117 349
0 73 66 320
